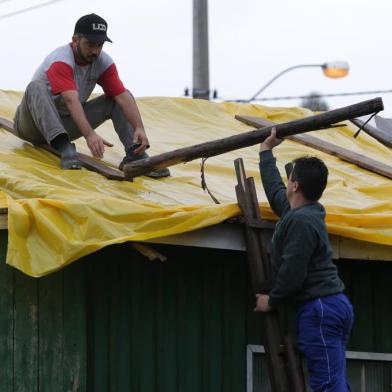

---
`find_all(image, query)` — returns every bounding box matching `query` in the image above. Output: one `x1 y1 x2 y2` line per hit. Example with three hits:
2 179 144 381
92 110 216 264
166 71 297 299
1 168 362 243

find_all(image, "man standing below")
14 13 170 178
255 128 354 391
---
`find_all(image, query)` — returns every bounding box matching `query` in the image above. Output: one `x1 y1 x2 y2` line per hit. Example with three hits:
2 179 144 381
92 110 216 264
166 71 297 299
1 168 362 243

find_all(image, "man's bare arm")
114 91 149 155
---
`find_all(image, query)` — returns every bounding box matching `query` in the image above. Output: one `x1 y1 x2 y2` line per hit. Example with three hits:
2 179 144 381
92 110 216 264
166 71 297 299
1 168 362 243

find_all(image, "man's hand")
132 127 150 155
86 132 113 159
260 127 283 152
254 294 272 312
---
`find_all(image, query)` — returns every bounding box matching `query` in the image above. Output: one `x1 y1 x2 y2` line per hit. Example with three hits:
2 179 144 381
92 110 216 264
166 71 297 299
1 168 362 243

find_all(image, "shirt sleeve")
97 63 127 97
268 216 317 308
46 61 77 94
259 150 290 217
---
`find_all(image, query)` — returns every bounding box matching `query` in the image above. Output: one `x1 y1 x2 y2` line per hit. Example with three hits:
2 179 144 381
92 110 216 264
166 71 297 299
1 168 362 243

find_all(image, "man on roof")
13 13 170 178
255 128 354 391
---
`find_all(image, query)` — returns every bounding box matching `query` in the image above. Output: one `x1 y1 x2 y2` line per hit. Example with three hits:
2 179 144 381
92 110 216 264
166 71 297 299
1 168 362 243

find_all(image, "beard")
76 43 97 64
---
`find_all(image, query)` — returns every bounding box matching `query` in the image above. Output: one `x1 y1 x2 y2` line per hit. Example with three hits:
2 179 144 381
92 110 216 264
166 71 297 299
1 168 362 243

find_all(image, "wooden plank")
0 117 15 134
235 186 269 291
63 261 87 392
123 98 384 178
350 117 392 148
38 271 64 390
333 236 392 261
13 270 39 392
40 144 126 181
235 115 392 180
0 231 13 391
247 177 273 282
0 117 126 181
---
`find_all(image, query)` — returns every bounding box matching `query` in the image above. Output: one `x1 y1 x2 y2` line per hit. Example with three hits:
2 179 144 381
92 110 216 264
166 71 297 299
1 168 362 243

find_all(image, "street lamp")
248 61 349 102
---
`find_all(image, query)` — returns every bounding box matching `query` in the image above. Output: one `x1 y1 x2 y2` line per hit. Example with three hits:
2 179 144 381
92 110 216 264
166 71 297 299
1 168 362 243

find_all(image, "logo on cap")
92 23 106 31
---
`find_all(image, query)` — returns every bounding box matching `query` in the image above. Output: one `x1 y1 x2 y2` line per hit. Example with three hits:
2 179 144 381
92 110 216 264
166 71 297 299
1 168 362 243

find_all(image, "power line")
255 89 392 101
0 0 65 20
223 89 392 102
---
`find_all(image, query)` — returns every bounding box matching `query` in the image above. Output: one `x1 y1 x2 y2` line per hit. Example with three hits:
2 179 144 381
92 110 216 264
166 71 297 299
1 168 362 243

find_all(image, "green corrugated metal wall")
0 229 392 391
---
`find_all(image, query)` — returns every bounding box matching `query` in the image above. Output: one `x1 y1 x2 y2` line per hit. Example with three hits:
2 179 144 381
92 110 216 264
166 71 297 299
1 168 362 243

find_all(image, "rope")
353 111 380 138
200 158 220 204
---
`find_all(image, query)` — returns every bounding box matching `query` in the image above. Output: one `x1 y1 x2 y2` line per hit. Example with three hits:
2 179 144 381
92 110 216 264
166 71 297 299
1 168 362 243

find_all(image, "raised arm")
259 127 290 217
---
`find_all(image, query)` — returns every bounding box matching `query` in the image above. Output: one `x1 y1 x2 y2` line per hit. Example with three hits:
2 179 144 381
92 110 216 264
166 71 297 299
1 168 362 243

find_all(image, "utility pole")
193 0 210 100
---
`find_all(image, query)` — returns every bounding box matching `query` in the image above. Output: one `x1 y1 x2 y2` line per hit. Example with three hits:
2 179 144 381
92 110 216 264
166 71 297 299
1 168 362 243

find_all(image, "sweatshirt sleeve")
268 215 317 308
259 150 290 217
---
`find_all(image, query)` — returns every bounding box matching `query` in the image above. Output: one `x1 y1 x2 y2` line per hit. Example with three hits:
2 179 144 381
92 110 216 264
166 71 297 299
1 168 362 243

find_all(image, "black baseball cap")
74 13 112 43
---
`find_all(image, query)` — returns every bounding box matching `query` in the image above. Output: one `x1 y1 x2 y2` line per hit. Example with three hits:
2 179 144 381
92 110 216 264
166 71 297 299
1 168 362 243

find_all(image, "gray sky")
1 0 392 115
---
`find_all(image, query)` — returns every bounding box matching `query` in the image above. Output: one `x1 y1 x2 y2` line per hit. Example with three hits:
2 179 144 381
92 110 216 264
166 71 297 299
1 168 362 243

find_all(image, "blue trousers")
297 293 354 392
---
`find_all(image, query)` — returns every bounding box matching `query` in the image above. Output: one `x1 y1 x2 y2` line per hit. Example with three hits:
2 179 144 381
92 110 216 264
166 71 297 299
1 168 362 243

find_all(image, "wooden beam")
123 98 384 179
0 117 126 181
235 115 392 180
350 117 392 148
0 117 14 133
39 144 125 181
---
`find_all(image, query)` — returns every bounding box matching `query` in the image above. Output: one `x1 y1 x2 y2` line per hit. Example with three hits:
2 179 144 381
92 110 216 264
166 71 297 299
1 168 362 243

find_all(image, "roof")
0 90 391 277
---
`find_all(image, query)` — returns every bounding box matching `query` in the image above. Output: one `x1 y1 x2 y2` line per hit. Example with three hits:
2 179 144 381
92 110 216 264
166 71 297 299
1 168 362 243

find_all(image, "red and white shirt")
32 44 126 113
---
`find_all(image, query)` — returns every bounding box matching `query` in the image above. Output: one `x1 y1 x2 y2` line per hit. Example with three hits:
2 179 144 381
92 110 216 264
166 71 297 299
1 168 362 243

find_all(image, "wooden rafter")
235 115 392 180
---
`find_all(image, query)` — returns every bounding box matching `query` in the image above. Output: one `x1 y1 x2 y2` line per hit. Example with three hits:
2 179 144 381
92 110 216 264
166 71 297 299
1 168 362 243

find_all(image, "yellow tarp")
0 90 391 277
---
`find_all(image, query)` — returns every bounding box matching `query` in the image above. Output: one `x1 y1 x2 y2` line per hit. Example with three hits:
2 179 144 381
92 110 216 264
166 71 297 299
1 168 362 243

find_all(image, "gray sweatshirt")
259 150 345 308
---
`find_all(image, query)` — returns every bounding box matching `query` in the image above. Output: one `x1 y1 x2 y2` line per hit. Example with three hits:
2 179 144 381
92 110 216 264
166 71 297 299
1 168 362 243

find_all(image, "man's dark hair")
291 156 328 201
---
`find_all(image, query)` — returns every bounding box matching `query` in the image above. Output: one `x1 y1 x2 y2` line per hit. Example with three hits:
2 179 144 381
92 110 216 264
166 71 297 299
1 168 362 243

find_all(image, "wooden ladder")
234 158 305 392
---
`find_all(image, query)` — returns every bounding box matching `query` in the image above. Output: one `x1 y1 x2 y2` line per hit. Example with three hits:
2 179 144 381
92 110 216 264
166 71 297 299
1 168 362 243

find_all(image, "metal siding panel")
129 251 143 391
13 269 38 392
63 261 87 391
80 246 392 392
88 256 110 392
222 253 247 392
139 258 158 392
156 259 178 392
130 250 157 392
252 353 271 392
0 231 13 391
365 362 392 391
346 361 364 392
38 272 64 391
177 252 203 392
373 263 392 353
202 256 223 392
109 256 131 392
338 261 375 351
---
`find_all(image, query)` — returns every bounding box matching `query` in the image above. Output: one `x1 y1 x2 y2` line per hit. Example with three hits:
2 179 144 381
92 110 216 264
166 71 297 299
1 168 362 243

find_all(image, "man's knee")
25 80 48 96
